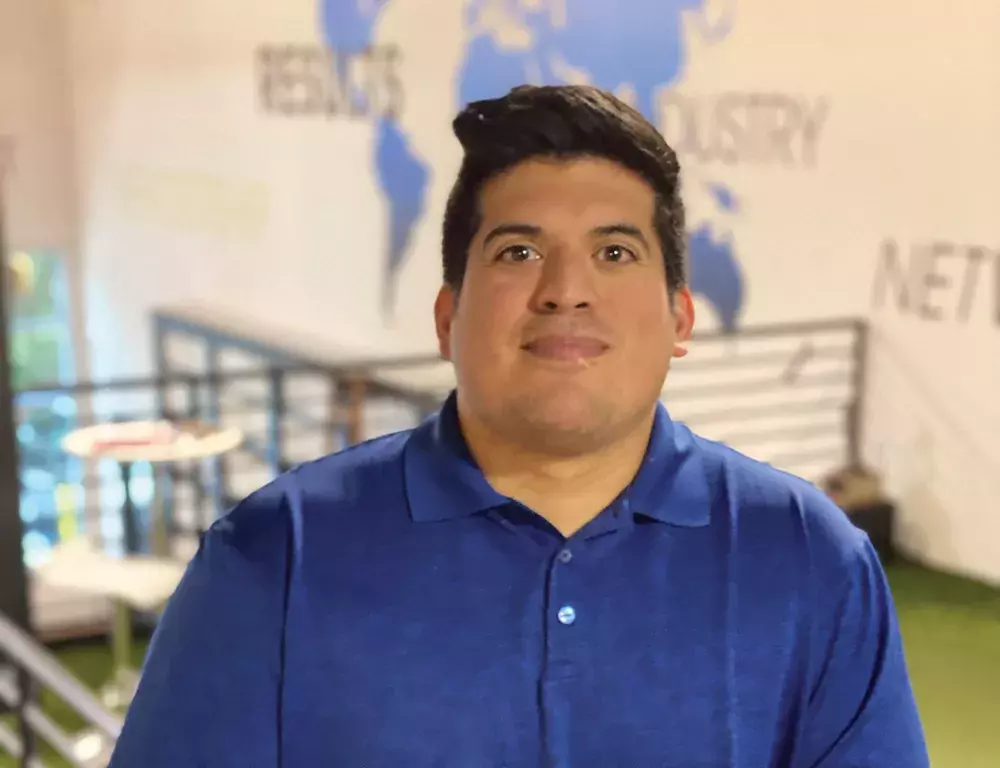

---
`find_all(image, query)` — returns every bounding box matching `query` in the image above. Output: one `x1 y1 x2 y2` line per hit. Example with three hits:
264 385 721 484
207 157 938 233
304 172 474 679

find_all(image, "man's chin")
507 396 616 449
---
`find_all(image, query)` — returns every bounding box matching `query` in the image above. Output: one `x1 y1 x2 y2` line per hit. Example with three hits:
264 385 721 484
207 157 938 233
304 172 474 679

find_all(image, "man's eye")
497 245 540 263
598 244 638 263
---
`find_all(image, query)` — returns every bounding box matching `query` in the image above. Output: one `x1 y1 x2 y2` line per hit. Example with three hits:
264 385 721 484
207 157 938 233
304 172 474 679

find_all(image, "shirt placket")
541 540 580 768
539 502 633 768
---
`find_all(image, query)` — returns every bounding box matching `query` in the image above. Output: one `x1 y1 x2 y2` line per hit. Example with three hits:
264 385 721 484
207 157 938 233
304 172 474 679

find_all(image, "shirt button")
557 548 573 564
557 605 577 626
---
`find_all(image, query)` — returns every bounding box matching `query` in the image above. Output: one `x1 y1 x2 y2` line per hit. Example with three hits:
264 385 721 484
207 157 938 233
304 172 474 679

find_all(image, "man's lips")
522 335 610 361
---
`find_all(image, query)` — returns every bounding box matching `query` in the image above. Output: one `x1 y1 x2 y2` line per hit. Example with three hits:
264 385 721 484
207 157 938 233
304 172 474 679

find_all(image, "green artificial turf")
888 562 1000 767
2 562 998 767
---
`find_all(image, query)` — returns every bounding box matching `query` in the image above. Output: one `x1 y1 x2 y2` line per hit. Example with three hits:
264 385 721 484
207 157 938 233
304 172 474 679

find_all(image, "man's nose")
529 250 597 313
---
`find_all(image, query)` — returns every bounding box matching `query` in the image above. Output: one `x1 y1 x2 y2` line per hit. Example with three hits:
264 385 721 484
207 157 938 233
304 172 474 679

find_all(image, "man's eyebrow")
482 222 543 246
592 223 649 248
482 222 650 248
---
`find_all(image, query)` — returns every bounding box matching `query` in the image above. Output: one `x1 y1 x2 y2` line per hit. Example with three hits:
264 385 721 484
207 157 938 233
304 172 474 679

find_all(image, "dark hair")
442 84 686 292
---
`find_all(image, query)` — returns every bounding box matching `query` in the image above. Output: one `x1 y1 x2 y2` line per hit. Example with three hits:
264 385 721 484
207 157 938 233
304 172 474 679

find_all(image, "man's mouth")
521 335 610 361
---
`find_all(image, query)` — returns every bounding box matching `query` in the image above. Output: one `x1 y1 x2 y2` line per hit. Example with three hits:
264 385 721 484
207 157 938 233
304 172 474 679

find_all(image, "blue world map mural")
320 0 745 332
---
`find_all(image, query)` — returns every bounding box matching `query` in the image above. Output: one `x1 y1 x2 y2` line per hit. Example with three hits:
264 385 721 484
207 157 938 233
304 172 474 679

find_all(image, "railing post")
846 319 869 469
327 370 342 455
205 343 228 519
185 374 210 537
343 374 366 446
266 368 286 475
152 315 175 554
16 666 36 766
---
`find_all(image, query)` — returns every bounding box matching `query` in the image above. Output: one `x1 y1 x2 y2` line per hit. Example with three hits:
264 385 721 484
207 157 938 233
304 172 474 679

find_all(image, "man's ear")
671 287 695 359
434 284 457 360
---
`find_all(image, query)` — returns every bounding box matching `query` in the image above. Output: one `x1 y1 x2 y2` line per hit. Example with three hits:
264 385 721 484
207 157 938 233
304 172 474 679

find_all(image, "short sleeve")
109 489 290 768
797 527 929 767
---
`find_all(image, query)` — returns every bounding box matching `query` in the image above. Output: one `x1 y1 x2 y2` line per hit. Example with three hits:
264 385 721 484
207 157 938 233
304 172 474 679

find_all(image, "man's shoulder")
686 426 869 569
210 429 414 543
287 428 413 496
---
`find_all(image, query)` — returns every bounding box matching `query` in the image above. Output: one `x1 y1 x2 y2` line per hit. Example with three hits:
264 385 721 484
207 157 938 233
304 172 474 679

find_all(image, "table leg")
111 599 131 676
101 600 137 710
120 461 140 555
106 462 141 709
151 464 170 558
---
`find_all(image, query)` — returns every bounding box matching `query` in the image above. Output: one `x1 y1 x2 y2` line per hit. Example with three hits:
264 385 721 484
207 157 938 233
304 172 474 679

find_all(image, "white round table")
59 419 242 708
62 419 243 554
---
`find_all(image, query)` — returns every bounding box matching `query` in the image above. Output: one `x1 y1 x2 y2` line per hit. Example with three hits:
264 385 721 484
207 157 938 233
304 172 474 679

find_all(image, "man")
110 85 928 767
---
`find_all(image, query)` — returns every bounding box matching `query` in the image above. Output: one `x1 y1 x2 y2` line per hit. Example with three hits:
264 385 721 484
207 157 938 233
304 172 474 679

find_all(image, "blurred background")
1 0 998 765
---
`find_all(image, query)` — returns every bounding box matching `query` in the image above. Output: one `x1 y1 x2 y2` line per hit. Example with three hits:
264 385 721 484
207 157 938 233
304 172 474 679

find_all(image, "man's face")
435 156 694 455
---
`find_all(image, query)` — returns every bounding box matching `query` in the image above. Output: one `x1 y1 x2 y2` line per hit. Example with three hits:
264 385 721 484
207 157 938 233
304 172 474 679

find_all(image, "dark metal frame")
0 186 33 761
1 610 123 765
0 192 30 635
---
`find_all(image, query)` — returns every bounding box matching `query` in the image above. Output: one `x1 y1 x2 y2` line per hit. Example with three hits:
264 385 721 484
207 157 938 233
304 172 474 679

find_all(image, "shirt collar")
403 391 711 528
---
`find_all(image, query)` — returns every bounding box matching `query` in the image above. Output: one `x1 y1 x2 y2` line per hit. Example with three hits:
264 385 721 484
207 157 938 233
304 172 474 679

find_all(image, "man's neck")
458 406 655 537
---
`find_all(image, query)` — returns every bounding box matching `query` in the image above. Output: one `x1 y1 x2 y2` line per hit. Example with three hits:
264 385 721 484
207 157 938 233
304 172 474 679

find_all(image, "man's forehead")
484 155 654 192
478 157 657 228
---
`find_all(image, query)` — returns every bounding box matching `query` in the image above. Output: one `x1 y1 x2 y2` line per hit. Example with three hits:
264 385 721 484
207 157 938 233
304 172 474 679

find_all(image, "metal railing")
0 610 123 767
153 305 868 483
677 316 868 475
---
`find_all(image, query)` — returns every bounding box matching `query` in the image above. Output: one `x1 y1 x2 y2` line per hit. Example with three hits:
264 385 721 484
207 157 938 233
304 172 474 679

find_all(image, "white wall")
59 0 1000 583
0 0 99 631
0 0 80 278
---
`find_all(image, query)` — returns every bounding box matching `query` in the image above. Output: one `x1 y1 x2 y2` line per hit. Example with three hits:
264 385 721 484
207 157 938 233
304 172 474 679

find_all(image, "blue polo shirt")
110 393 928 767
